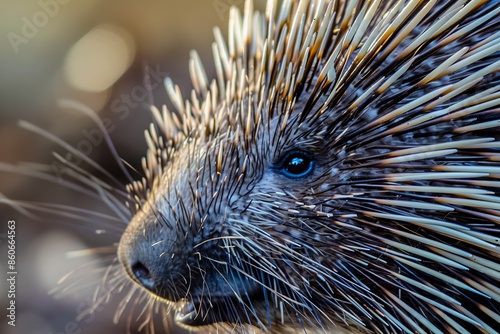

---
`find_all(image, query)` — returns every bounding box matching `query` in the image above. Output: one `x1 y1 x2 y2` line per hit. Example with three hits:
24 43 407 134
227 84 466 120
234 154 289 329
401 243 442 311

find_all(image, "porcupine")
11 0 500 333
114 0 500 332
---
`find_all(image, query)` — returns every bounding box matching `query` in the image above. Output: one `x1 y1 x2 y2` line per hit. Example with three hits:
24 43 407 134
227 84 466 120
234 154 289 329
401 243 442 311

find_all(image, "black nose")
118 218 191 303
131 261 155 291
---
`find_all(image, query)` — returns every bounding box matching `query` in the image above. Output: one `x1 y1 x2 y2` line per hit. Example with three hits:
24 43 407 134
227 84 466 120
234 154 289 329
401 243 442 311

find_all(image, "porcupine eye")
279 151 315 178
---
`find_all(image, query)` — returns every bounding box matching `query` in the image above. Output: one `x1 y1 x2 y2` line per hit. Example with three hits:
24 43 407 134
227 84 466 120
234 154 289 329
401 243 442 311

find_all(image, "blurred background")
0 0 264 333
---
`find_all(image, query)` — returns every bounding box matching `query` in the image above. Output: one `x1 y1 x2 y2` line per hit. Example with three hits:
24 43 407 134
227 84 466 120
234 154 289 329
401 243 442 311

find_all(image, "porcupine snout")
117 153 204 304
117 144 262 326
118 206 191 303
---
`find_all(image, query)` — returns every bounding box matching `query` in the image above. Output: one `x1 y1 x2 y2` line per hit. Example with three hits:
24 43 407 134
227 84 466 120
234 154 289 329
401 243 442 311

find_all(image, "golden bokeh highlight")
64 24 136 93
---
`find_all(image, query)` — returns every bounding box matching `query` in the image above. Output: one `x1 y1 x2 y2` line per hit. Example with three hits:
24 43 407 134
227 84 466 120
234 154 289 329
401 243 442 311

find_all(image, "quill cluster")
118 0 500 333
11 0 499 333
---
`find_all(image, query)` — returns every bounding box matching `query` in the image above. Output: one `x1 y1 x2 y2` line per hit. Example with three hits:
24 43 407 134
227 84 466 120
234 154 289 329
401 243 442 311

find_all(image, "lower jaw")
175 299 242 328
174 292 265 329
175 300 203 326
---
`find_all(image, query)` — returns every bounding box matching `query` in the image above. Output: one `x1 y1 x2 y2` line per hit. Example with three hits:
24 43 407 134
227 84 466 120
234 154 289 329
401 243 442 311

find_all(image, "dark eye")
279 151 315 178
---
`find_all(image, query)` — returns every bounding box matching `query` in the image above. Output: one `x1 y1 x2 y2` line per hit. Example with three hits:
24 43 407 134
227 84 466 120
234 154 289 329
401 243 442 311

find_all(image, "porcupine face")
118 104 334 329
119 0 500 333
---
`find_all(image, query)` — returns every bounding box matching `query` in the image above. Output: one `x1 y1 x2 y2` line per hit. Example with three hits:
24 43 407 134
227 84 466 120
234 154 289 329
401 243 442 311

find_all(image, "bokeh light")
64 24 135 93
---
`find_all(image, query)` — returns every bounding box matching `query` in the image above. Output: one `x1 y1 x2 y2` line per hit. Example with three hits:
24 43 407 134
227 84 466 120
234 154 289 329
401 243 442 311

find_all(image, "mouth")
175 300 211 327
175 298 239 327
174 291 264 328
175 301 196 324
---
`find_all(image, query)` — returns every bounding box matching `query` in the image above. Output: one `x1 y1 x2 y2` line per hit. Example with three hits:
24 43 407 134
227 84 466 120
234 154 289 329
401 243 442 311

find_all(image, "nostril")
131 261 155 291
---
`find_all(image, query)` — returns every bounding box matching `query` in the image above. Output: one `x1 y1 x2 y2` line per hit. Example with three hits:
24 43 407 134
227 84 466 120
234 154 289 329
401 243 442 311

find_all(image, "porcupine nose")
130 261 155 291
118 234 161 295
119 238 184 302
117 208 191 303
